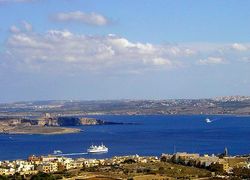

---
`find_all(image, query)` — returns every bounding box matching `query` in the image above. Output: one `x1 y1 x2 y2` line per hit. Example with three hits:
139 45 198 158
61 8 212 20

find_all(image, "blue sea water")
0 115 250 161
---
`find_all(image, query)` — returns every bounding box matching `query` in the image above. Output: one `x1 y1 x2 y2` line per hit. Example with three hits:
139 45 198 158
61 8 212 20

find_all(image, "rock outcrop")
0 117 123 131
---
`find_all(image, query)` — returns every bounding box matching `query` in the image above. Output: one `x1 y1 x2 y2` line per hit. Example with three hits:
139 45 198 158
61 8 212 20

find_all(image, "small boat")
205 118 212 123
87 143 108 153
53 150 63 155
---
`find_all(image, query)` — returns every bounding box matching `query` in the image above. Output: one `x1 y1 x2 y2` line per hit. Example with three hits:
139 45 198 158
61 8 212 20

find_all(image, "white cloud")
149 57 172 66
22 21 32 31
52 11 110 26
198 57 225 65
3 28 250 74
3 30 190 73
231 43 248 51
9 25 20 33
10 21 32 33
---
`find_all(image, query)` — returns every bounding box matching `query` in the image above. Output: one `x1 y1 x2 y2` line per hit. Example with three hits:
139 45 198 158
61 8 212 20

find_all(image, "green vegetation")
0 175 8 180
30 172 56 180
233 167 250 179
82 162 211 179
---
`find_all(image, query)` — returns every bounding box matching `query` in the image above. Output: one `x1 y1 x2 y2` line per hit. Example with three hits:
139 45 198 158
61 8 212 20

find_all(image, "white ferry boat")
87 144 108 153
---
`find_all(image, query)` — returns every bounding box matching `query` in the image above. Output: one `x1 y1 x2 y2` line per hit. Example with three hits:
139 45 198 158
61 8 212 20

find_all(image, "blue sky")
0 0 250 102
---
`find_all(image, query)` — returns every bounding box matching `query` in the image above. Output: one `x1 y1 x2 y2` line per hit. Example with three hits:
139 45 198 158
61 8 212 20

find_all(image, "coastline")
85 113 250 117
1 152 250 179
2 126 81 135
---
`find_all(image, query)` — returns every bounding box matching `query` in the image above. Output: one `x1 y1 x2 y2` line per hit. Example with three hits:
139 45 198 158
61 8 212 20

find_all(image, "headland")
0 115 126 135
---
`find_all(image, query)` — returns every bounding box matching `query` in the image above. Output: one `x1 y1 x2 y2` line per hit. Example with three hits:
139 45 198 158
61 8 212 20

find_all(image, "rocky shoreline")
0 116 130 135
5 126 81 135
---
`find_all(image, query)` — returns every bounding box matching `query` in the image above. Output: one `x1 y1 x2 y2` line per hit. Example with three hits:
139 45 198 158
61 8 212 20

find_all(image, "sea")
0 115 250 161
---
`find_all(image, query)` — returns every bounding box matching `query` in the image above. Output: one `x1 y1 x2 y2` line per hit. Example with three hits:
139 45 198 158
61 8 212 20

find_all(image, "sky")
0 0 250 102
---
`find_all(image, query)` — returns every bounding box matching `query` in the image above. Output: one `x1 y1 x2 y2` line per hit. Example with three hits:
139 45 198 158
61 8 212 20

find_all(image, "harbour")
1 115 250 161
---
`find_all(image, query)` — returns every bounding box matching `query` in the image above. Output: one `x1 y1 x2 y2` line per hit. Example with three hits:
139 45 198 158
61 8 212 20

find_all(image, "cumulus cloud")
21 21 32 31
9 21 32 33
152 57 172 66
52 11 110 26
3 30 192 73
198 57 225 65
9 25 20 33
2 28 250 74
231 43 248 51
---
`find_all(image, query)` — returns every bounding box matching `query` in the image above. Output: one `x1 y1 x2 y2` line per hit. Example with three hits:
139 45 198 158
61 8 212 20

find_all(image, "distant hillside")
0 96 250 116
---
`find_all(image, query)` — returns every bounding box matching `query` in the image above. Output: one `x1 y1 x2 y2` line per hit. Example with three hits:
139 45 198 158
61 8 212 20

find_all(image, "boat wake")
53 152 88 156
204 118 220 123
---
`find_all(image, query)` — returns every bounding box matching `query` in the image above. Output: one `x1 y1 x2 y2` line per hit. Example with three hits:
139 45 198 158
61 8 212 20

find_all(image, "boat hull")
87 149 108 153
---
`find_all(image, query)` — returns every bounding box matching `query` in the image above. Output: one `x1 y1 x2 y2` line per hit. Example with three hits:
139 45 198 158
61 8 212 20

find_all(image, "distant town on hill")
0 96 249 117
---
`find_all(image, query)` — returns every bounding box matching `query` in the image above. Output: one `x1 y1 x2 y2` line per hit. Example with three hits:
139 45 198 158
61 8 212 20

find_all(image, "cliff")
0 116 121 129
57 117 124 126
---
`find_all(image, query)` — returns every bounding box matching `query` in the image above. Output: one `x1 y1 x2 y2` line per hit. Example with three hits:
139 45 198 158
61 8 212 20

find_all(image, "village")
0 149 250 179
